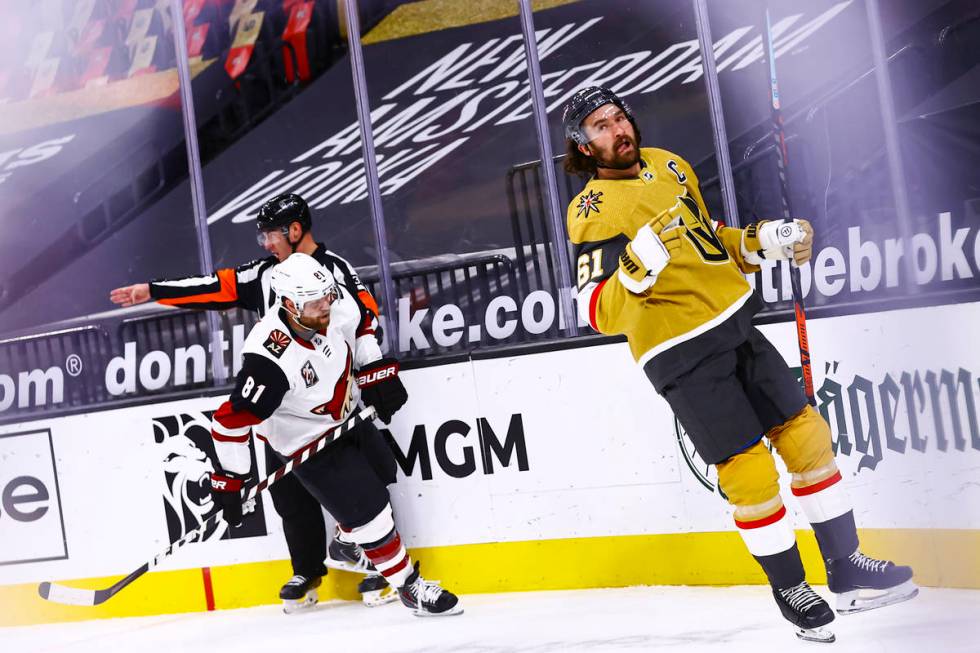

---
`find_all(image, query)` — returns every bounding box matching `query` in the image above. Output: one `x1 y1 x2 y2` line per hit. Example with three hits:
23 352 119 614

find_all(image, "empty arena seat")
128 35 159 77
225 11 264 80
282 1 314 82
186 22 211 58
74 19 107 56
79 46 113 86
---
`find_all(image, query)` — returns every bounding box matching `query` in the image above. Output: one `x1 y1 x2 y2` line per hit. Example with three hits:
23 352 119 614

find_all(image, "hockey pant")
265 420 397 579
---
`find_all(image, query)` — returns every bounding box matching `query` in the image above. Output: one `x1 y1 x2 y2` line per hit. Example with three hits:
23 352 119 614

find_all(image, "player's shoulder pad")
315 246 363 288
236 254 277 274
567 177 640 244
643 147 697 183
237 351 289 389
243 312 299 363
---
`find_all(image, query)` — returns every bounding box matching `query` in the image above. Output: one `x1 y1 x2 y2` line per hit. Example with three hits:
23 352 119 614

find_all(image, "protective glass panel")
358 2 565 359
0 0 200 420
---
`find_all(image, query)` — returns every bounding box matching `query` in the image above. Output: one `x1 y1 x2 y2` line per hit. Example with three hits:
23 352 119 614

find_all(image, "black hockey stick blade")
36 406 375 606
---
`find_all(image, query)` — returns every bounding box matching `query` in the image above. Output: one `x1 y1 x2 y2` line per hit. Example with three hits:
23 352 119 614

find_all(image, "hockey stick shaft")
764 9 816 406
38 405 376 606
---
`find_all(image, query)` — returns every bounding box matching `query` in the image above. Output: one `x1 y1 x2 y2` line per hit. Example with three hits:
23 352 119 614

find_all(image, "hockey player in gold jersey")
562 87 917 642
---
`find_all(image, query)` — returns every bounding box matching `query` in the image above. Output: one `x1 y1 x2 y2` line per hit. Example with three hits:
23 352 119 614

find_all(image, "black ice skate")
326 535 375 573
773 580 836 643
279 574 321 614
826 550 918 615
358 573 398 607
326 535 397 606
398 562 463 617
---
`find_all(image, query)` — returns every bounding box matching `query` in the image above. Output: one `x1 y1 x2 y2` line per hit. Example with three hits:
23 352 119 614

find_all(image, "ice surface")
2 585 975 653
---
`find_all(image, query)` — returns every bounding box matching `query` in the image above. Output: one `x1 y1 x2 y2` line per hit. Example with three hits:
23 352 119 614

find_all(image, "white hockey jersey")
210 285 382 475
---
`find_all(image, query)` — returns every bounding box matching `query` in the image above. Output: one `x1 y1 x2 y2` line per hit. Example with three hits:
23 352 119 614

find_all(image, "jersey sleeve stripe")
158 268 239 306
213 400 263 430
212 430 250 443
588 277 609 331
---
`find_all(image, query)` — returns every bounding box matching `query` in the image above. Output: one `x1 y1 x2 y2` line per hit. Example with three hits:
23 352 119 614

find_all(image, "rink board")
1 302 978 625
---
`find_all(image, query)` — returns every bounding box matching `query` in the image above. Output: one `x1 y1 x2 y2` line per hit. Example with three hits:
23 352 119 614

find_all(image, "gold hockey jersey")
566 147 764 389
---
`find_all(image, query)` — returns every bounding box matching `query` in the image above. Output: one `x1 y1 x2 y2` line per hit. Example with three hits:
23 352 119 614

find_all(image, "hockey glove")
618 208 683 294
741 219 811 264
356 358 408 424
210 471 247 527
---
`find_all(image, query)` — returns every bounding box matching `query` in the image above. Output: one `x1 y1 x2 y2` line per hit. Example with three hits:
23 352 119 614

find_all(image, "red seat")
186 22 210 58
224 11 263 80
79 47 112 86
282 1 313 82
75 19 107 56
183 0 208 27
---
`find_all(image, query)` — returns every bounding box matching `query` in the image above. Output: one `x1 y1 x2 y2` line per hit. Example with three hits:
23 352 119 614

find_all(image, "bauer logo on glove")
356 358 408 424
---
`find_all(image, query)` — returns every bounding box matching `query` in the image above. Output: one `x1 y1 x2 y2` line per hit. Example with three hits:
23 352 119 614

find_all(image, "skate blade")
362 589 399 607
795 626 835 643
412 604 464 617
837 580 919 615
282 589 319 614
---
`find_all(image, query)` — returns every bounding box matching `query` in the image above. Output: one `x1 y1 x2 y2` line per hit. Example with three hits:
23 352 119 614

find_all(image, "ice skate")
279 574 322 614
326 534 376 574
358 573 398 607
827 550 918 615
773 580 835 643
398 562 463 617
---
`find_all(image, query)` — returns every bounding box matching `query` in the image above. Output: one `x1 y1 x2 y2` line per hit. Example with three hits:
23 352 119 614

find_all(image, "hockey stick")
37 405 377 606
763 9 816 406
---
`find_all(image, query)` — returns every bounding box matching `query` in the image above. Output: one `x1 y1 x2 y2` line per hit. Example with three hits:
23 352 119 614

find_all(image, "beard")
594 135 640 170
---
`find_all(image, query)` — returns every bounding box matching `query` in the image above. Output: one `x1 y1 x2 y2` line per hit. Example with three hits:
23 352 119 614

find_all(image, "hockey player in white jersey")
207 253 462 617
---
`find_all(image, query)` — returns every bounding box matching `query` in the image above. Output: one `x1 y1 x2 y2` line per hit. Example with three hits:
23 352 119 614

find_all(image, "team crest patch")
263 329 291 358
301 360 319 388
576 189 603 218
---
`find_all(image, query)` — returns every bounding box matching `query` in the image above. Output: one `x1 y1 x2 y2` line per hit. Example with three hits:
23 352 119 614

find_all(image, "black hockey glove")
356 358 408 424
210 471 248 527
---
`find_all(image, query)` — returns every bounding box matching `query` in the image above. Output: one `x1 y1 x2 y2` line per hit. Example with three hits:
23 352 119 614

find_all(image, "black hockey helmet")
256 193 312 234
562 86 637 146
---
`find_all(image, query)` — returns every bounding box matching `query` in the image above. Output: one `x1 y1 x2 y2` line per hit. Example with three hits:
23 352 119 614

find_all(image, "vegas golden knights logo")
677 194 728 263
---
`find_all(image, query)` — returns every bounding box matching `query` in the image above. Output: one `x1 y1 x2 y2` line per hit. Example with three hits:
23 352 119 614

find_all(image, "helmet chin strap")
286 308 319 337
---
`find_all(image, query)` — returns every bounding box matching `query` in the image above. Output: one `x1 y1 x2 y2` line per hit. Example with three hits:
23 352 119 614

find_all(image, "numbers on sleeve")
576 249 604 288
241 376 266 404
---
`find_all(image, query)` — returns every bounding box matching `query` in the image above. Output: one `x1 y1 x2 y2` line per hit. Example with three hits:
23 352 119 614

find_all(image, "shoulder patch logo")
642 170 655 182
300 360 319 388
263 329 291 358
576 189 603 219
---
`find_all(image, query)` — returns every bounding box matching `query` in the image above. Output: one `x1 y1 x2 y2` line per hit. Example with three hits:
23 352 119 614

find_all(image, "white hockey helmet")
269 253 337 314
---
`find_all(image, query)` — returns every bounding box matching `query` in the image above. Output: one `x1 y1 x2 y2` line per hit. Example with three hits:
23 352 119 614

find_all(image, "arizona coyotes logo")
576 189 603 219
310 345 354 420
301 360 319 388
263 329 291 358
